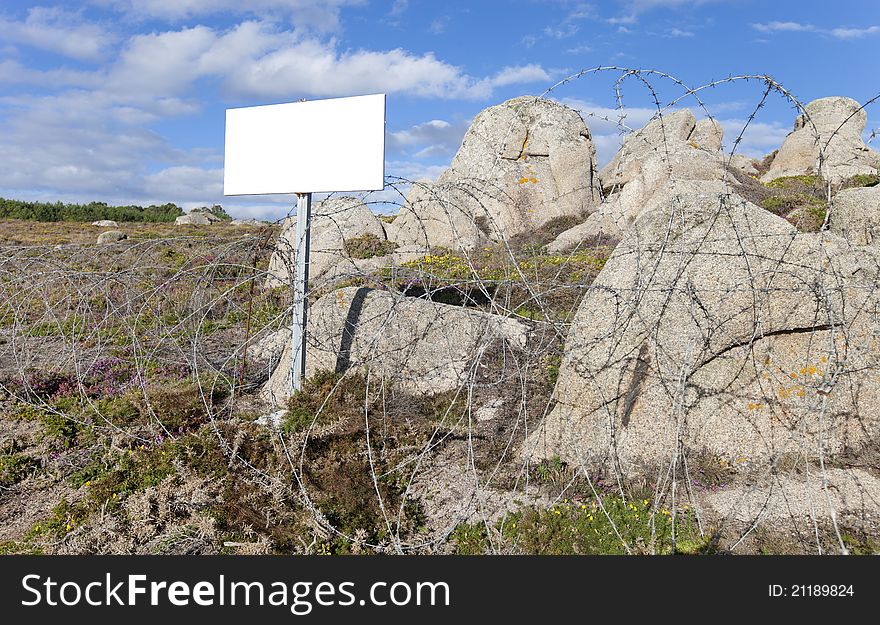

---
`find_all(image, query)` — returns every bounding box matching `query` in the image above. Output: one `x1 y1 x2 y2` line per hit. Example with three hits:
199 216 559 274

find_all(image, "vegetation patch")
343 233 398 260
0 450 41 487
451 495 712 555
759 175 828 232
840 173 880 189
0 197 184 223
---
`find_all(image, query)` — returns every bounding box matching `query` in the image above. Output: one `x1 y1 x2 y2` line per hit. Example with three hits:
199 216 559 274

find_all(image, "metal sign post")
223 93 385 399
290 192 312 393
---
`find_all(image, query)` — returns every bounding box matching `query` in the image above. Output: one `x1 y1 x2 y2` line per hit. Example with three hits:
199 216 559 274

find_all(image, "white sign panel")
223 93 386 195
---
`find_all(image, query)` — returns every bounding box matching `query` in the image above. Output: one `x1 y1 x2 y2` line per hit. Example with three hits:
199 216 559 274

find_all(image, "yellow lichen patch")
799 365 820 377
517 176 539 185
778 385 806 399
747 402 763 411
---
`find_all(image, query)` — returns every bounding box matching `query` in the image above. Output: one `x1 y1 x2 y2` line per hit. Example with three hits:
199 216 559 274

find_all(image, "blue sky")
1 0 879 219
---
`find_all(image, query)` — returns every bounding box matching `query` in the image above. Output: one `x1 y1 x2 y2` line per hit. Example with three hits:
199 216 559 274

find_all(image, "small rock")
175 213 212 226
97 230 127 244
92 220 119 227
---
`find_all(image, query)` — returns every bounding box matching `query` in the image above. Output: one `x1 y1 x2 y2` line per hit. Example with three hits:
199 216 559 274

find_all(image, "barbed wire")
1 67 879 555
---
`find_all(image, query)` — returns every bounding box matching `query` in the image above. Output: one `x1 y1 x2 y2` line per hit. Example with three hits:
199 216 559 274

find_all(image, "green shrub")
343 233 398 260
764 174 821 189
451 522 489 555
0 452 40 487
842 173 880 188
39 410 81 449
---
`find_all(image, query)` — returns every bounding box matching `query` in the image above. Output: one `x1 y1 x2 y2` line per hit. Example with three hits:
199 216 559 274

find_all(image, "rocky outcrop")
761 96 880 184
727 154 759 178
262 287 528 406
526 191 880 478
92 220 119 227
265 196 390 289
547 109 740 250
96 230 127 244
386 97 601 249
828 184 880 247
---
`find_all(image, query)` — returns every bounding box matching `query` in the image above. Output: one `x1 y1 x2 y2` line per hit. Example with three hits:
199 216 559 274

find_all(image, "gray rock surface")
727 153 760 178
262 286 528 406
265 196 389 288
828 184 880 247
96 230 127 244
761 96 880 184
526 192 880 478
704 468 880 528
92 220 119 227
387 97 601 249
175 213 212 226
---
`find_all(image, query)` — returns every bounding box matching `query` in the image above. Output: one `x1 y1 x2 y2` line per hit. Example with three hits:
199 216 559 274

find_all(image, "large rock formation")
828 184 880 247
262 287 528 406
526 191 880 478
761 96 880 184
265 196 390 288
386 97 601 249
599 109 719 191
548 109 740 250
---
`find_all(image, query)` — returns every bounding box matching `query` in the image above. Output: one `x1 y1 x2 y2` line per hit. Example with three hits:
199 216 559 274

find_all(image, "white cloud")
666 27 694 37
389 0 409 17
751 21 816 33
609 0 725 24
222 35 550 100
566 43 593 54
751 21 880 40
386 119 471 158
429 17 450 35
0 60 100 88
143 166 224 203
385 160 448 183
544 24 580 39
717 118 790 156
830 25 880 39
98 0 365 31
0 7 117 61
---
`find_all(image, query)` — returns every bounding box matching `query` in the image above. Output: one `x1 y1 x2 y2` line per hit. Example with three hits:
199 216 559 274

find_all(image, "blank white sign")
223 93 386 195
